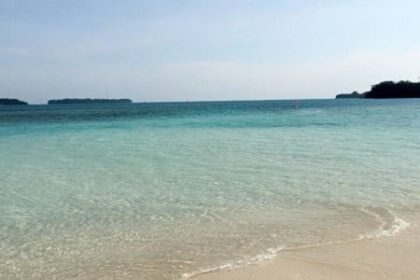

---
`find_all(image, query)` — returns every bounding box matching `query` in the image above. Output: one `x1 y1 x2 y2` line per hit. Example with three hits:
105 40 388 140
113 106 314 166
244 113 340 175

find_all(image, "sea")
1 99 419 279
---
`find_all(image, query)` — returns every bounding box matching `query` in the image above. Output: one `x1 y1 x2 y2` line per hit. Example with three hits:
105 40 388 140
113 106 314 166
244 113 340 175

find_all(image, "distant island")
0 98 28 105
336 81 420 99
48 98 133 105
336 91 365 99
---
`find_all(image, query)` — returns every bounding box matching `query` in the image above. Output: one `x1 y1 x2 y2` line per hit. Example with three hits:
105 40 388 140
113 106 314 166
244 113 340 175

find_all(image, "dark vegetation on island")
336 81 420 99
336 91 364 99
48 98 133 105
0 98 28 105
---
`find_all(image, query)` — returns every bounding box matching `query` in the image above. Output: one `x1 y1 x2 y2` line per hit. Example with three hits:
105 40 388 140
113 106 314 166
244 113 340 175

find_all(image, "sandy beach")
194 215 420 280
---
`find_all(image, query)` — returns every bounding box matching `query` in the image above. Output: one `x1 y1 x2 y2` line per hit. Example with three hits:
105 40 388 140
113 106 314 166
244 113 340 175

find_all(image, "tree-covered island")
336 81 420 99
48 98 133 105
0 98 28 105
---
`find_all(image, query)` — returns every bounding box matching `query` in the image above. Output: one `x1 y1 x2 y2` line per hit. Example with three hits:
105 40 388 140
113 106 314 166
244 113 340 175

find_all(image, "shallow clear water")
1 99 420 279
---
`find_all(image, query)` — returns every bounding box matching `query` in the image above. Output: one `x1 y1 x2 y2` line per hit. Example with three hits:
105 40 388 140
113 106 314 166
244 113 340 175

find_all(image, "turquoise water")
1 99 420 279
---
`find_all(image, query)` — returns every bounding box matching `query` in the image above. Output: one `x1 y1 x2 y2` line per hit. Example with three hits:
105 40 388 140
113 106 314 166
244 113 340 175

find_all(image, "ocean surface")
1 99 420 279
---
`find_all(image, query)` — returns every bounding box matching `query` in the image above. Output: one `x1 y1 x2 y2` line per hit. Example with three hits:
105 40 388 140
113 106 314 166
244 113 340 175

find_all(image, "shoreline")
192 213 420 280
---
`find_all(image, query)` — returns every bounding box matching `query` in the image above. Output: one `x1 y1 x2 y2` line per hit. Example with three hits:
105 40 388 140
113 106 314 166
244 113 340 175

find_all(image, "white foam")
181 246 284 279
359 207 410 239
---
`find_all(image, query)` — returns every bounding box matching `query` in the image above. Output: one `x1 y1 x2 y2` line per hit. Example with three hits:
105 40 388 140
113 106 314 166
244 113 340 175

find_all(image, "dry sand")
193 215 420 280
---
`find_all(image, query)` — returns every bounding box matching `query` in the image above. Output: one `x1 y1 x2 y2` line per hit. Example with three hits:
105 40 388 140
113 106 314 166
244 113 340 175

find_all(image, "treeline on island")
1 98 133 106
48 98 133 104
0 98 28 105
336 81 420 99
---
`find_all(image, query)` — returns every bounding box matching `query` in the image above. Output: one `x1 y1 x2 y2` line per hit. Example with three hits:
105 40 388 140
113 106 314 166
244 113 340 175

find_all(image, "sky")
1 0 420 103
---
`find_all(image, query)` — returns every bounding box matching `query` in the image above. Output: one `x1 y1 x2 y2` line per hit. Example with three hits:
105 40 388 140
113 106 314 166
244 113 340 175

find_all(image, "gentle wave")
181 246 284 279
183 207 410 280
359 207 410 239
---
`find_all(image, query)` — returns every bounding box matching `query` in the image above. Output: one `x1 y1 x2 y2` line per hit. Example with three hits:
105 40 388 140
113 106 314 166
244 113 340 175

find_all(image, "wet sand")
193 215 420 280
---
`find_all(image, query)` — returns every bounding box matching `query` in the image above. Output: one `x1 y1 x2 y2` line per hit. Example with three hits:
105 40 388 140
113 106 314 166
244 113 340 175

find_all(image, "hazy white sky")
1 0 420 103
